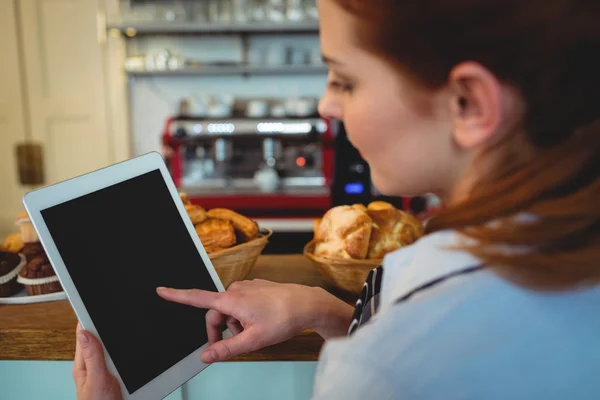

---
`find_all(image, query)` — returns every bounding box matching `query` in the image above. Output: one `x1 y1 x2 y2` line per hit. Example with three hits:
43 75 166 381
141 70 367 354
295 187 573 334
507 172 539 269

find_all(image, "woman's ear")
449 62 504 149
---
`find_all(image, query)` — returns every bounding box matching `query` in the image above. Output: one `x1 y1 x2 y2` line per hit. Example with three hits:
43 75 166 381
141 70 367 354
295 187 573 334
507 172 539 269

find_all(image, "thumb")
201 329 258 363
77 330 110 376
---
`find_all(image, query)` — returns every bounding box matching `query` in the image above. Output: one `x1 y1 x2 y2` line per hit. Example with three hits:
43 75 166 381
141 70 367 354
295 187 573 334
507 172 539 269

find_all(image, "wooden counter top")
0 255 353 362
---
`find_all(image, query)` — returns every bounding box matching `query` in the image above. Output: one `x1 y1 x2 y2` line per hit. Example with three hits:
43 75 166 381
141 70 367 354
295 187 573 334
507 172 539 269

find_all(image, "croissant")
314 206 373 259
313 201 424 260
195 218 236 250
185 204 207 225
366 207 423 259
207 208 259 242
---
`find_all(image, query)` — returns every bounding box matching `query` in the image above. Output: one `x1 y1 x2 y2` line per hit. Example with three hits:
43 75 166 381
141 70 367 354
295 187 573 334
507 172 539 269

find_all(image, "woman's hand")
72 323 123 400
157 279 353 363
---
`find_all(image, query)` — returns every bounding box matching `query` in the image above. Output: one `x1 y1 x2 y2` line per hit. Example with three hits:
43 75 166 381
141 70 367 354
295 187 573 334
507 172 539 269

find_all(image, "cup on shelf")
168 55 185 70
296 98 318 116
303 0 319 20
156 2 189 22
247 100 269 118
232 0 249 23
284 98 299 116
154 49 171 71
286 0 304 21
124 56 146 72
265 0 286 22
270 102 287 117
208 104 232 119
249 1 267 22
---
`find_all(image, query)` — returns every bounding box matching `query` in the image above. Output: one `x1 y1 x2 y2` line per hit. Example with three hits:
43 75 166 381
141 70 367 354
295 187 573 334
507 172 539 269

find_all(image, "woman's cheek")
344 112 370 152
345 114 385 164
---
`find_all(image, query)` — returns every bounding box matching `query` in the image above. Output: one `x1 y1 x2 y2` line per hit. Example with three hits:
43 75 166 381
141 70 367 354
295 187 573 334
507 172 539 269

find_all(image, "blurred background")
0 0 439 251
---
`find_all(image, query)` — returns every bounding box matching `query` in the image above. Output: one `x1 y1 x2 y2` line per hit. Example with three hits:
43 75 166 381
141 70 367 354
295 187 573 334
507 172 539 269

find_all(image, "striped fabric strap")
348 266 384 336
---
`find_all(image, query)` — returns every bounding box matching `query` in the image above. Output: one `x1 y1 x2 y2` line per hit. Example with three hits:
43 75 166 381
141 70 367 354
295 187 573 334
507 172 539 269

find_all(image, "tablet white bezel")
23 152 226 400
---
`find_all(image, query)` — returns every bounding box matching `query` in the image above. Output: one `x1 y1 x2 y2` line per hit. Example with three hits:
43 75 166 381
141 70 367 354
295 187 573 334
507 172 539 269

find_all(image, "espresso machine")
162 98 334 217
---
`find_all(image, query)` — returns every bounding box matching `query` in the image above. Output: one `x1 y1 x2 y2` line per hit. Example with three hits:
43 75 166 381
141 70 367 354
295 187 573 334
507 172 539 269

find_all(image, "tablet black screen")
41 169 217 394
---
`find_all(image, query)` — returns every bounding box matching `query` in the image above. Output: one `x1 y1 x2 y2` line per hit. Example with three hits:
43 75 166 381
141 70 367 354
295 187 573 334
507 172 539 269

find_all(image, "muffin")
16 211 38 243
0 251 26 297
20 242 45 260
17 254 62 296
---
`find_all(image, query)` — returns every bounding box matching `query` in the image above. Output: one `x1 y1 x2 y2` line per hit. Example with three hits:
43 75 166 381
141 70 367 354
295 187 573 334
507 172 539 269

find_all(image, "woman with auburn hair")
74 0 600 399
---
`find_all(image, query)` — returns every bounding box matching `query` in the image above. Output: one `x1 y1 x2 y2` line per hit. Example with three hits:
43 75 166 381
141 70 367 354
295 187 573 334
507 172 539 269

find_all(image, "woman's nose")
318 92 343 121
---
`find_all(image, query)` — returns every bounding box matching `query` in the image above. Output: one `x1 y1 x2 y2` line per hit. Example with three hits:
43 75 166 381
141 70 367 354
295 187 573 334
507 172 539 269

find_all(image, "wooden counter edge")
0 327 324 362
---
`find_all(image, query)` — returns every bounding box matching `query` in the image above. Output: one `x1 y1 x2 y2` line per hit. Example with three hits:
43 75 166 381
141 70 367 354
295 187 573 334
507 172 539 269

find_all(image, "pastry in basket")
313 204 368 241
1 233 24 253
366 201 394 211
0 251 25 297
195 218 237 253
366 205 424 259
314 205 373 259
17 253 62 296
313 219 323 240
313 202 424 260
207 208 259 242
185 204 208 225
179 192 191 205
351 203 368 212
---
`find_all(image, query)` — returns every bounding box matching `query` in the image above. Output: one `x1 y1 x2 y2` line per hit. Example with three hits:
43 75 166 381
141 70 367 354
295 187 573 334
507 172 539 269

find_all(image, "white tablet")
23 152 226 400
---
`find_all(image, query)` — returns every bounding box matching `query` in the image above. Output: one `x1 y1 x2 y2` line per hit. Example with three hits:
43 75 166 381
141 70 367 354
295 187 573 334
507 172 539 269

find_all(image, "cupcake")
0 251 26 297
20 242 44 260
17 254 62 296
16 211 38 243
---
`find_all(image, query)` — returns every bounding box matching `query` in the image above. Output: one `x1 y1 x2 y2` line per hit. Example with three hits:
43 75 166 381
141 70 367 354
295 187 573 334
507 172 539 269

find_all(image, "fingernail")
156 287 167 292
202 350 217 363
77 331 89 346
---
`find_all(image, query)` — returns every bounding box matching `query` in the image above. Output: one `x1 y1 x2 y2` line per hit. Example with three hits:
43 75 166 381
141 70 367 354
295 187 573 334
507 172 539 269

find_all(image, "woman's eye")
328 80 354 94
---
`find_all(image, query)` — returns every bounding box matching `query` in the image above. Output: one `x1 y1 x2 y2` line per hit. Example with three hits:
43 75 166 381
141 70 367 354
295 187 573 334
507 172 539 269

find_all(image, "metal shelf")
126 65 328 76
107 22 320 35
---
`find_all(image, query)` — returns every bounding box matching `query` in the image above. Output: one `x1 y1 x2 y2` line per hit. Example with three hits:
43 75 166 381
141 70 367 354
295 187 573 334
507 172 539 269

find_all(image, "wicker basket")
208 228 272 288
303 240 382 294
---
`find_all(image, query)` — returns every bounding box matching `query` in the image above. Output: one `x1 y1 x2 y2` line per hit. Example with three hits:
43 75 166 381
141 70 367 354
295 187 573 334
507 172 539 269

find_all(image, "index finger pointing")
156 287 228 313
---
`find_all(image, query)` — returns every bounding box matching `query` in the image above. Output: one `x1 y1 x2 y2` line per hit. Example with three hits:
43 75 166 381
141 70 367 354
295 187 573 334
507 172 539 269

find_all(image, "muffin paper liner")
0 254 26 285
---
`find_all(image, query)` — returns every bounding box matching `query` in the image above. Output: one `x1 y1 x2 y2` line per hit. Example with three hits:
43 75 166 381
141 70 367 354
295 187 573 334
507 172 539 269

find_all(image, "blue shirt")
312 230 600 399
